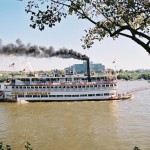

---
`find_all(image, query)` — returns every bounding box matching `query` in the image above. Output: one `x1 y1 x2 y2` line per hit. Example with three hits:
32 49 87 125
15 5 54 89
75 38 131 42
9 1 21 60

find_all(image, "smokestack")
86 58 91 82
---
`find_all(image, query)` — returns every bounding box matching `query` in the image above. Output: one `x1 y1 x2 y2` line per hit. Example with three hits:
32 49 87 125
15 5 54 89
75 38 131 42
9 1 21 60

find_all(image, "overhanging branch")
119 32 150 54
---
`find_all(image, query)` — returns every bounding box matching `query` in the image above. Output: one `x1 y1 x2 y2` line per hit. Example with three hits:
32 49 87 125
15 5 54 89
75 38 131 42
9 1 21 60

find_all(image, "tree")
25 0 150 53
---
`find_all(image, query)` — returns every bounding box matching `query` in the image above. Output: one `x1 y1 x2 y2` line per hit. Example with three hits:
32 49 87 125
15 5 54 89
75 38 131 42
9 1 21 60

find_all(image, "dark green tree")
24 0 150 53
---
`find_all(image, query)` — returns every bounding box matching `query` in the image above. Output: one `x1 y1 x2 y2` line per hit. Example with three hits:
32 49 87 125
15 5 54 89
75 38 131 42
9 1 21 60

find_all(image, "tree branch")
51 0 97 25
119 32 150 54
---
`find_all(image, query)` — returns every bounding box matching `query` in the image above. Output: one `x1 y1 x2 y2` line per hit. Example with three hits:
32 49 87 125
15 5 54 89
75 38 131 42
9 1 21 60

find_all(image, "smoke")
52 48 89 60
0 38 89 60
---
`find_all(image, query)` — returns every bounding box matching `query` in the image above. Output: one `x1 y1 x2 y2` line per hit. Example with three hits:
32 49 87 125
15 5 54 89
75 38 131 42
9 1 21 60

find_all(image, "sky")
0 0 149 71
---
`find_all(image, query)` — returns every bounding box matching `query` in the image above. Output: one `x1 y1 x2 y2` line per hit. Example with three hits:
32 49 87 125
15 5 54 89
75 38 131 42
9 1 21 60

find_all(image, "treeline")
117 71 150 80
0 71 150 82
0 73 9 82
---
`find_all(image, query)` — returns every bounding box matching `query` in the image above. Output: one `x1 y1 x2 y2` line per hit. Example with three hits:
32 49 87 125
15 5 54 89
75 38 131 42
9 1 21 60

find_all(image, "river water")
0 80 150 150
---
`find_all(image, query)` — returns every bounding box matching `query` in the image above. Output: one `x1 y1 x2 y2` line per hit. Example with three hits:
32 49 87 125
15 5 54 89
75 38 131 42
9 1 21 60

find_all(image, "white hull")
14 90 116 102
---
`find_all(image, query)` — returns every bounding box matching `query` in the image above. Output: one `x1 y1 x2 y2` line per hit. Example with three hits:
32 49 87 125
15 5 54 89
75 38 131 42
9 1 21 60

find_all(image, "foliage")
0 142 32 150
133 146 141 150
24 0 150 53
117 71 150 80
138 72 150 80
0 142 11 150
25 142 33 150
0 74 9 82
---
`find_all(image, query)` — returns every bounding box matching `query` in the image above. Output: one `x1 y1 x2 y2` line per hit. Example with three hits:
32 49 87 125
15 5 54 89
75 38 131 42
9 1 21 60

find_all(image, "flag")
9 63 14 67
112 60 115 63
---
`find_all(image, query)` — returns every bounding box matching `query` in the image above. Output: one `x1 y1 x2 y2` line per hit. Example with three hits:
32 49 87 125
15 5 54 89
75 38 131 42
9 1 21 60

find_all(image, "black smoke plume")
0 39 91 81
0 39 89 61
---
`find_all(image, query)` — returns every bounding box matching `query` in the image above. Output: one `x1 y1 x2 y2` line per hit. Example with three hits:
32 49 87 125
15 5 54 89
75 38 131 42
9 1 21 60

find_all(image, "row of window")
12 84 116 89
15 77 109 82
17 93 111 98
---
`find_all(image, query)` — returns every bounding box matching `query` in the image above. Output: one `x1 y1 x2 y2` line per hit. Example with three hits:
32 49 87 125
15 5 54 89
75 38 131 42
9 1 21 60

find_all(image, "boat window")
82 86 85 88
104 93 109 96
27 87 30 89
23 86 26 89
31 86 34 89
43 87 46 88
80 94 87 97
35 86 38 88
26 95 32 97
33 95 38 97
90 85 93 87
110 84 113 87
65 95 71 97
102 85 105 87
72 95 79 97
106 85 109 87
39 86 42 88
94 85 97 87
78 86 81 88
51 95 56 97
57 95 63 97
12 86 14 88
46 78 50 81
88 94 95 96
101 77 105 80
96 94 103 96
18 95 24 97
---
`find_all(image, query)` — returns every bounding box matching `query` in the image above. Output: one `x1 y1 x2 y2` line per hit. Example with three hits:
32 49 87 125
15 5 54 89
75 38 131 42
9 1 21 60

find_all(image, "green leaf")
68 7 73 14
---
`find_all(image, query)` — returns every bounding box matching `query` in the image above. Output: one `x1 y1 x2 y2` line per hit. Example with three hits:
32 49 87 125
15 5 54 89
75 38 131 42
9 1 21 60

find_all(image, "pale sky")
0 0 149 71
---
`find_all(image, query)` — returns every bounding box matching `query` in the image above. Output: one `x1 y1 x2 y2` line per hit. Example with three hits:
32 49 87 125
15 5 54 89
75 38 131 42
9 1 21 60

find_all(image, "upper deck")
5 74 117 86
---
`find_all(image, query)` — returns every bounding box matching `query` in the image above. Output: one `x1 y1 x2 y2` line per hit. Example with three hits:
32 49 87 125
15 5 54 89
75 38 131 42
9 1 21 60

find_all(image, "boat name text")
11 92 49 95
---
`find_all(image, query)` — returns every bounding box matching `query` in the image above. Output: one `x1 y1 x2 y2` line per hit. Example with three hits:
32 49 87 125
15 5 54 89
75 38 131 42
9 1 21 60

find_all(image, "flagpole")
8 63 15 78
112 60 117 80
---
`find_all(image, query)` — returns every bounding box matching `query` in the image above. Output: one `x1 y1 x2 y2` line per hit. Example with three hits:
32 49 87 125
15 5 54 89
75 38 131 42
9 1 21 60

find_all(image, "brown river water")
0 80 150 150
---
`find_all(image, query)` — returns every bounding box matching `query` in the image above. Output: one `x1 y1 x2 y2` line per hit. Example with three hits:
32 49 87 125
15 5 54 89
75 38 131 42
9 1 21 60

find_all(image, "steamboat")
0 57 132 102
1 68 120 102
0 46 133 102
2 75 118 102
